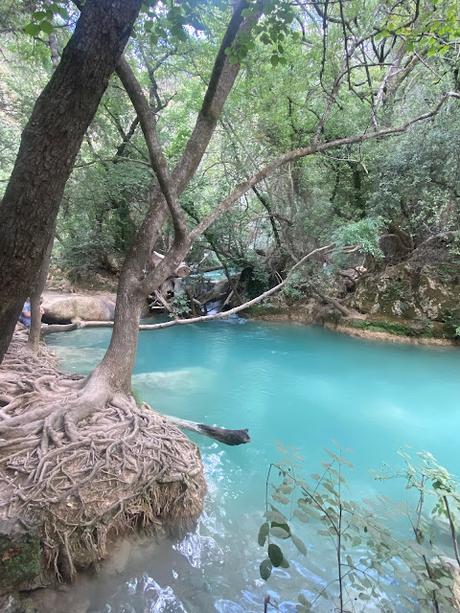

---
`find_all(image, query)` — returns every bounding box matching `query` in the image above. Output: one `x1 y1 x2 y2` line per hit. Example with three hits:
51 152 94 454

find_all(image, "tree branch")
116 57 187 243
173 0 264 191
78 244 337 331
190 93 459 241
121 0 265 291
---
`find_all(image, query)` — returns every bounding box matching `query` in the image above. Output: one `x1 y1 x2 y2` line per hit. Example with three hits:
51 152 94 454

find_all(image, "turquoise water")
46 321 460 612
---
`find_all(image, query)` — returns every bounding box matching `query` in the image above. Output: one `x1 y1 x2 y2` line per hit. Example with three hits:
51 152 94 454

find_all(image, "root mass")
0 330 205 581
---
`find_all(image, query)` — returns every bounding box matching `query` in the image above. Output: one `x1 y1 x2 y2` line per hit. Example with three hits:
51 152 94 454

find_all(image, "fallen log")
42 243 364 335
41 322 80 335
158 410 251 446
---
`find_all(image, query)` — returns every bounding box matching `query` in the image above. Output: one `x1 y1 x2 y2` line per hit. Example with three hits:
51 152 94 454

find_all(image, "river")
46 321 460 612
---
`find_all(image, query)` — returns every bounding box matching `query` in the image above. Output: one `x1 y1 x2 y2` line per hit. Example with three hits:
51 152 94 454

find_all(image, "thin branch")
78 244 336 331
443 495 460 568
116 57 188 243
174 0 264 190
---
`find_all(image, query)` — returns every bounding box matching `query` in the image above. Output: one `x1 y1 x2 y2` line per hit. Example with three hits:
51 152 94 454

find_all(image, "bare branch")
173 0 264 190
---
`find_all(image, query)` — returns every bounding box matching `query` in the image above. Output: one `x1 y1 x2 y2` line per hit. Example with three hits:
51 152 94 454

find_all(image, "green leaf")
268 543 284 567
266 505 287 522
258 522 270 546
272 492 290 504
280 556 290 568
40 21 54 35
32 11 47 20
293 509 309 523
24 23 42 36
54 6 69 19
260 558 272 580
291 534 307 555
271 526 290 539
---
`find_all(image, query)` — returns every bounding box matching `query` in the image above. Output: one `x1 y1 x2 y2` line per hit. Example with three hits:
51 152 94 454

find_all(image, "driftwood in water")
160 410 251 446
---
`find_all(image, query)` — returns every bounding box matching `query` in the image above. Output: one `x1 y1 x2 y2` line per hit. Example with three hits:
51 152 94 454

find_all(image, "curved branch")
174 0 264 190
116 57 187 242
78 244 336 331
190 93 459 240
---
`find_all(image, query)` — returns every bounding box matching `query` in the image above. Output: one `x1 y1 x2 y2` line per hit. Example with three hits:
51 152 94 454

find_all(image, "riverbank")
325 322 458 346
244 303 460 347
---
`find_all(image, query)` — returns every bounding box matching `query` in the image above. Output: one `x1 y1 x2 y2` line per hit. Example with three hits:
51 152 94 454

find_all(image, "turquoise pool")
47 321 460 612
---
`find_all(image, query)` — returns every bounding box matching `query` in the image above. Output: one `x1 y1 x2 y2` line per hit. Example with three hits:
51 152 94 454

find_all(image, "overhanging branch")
77 243 357 331
190 92 460 241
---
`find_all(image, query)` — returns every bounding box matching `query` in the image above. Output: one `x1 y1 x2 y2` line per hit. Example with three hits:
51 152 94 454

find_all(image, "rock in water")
42 295 116 323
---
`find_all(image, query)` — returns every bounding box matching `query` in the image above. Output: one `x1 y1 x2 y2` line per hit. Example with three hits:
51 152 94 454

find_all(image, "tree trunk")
92 1 260 391
28 234 54 352
89 268 146 393
0 0 142 364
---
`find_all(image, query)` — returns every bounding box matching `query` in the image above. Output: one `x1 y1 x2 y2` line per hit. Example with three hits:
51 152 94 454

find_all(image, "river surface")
46 321 460 612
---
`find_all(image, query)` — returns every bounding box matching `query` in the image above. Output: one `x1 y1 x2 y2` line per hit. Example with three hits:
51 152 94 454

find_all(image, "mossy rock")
353 258 460 326
346 316 456 340
0 521 42 594
347 318 419 337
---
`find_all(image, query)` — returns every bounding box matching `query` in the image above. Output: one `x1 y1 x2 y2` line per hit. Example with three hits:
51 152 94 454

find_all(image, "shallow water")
47 321 460 612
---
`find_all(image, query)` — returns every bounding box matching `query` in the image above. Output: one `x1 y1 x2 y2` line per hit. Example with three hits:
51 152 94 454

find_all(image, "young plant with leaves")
259 450 460 611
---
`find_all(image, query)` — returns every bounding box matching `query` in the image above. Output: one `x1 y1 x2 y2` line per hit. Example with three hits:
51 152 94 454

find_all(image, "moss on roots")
0 330 205 586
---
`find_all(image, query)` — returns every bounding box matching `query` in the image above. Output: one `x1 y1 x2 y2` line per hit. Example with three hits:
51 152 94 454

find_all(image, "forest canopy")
1 0 459 318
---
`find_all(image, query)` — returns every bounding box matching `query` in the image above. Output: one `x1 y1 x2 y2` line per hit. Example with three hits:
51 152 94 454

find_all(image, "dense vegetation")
0 0 459 610
1 0 459 315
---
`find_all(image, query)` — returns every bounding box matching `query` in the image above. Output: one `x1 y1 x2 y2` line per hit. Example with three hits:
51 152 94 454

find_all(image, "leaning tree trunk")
0 0 142 364
88 265 147 393
28 233 54 352
91 1 260 392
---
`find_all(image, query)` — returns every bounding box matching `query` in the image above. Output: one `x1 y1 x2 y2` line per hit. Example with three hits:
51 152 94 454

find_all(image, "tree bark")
28 234 54 352
0 0 142 364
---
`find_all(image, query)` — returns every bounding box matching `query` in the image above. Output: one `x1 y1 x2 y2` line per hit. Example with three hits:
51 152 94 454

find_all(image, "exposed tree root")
0 330 205 582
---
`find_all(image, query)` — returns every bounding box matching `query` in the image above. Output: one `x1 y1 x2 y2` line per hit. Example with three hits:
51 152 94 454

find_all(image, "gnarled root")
0 331 205 582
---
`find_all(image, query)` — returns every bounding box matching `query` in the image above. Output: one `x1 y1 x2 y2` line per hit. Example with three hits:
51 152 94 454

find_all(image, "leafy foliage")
1 0 459 297
333 217 384 258
259 451 460 611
